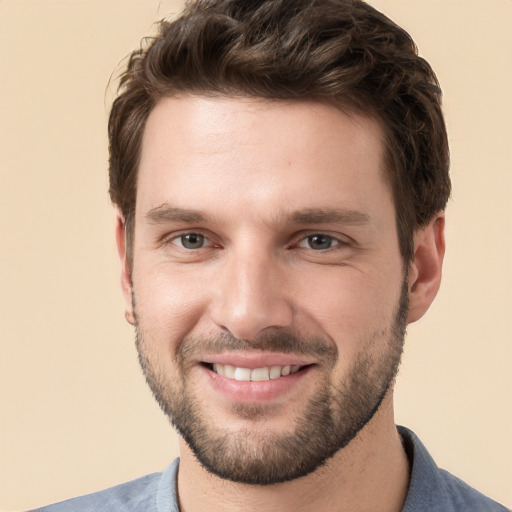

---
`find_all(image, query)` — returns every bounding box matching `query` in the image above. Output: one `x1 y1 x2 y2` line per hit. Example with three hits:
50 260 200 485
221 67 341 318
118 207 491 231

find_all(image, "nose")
210 247 294 341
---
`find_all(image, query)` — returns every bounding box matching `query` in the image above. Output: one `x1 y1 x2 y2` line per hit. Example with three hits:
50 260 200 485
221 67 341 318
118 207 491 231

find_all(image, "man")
33 0 509 511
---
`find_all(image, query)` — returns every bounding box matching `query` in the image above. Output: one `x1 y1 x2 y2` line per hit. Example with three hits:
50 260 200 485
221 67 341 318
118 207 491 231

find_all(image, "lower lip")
201 365 313 404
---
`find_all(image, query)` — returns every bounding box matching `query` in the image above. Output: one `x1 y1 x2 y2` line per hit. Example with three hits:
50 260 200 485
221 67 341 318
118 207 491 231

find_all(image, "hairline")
121 92 412 269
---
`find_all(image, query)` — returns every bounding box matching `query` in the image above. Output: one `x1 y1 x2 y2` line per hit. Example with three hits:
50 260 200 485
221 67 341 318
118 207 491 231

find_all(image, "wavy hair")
109 0 450 263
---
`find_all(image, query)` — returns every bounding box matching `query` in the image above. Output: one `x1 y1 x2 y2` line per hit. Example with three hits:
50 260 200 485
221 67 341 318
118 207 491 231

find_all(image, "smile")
200 359 315 403
211 363 302 381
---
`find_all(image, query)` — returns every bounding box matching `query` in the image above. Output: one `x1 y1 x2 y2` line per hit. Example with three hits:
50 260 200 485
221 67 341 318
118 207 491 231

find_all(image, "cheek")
297 266 403 351
133 263 210 348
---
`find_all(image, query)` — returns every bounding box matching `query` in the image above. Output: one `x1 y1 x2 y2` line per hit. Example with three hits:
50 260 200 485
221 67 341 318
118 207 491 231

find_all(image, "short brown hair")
108 0 450 263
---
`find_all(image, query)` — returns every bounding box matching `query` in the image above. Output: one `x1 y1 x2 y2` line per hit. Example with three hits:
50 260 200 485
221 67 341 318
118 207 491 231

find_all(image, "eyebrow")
145 205 207 224
290 208 371 226
144 204 371 226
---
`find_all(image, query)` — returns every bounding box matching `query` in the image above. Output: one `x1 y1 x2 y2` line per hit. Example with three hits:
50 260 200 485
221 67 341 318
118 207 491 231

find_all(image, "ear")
115 211 135 325
407 212 446 323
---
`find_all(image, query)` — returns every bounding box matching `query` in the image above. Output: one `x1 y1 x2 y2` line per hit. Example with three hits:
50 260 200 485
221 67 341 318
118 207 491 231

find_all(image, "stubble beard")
134 279 408 485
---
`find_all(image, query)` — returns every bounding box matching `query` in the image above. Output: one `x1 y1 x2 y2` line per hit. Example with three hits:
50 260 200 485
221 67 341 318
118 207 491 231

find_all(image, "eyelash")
170 233 213 250
164 231 350 252
297 234 344 251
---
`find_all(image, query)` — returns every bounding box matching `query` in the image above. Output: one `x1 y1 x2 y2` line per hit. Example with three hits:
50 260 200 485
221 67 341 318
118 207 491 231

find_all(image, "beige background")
0 1 511 510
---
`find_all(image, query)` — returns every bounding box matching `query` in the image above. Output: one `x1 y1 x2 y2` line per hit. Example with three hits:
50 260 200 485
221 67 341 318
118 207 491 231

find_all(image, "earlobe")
115 211 135 325
407 213 446 323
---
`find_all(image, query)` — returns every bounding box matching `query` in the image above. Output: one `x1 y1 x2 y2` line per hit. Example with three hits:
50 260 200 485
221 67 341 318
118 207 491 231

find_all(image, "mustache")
176 330 338 365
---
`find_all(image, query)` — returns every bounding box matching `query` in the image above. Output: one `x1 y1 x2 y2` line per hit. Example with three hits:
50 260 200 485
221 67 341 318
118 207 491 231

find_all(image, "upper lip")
200 352 315 369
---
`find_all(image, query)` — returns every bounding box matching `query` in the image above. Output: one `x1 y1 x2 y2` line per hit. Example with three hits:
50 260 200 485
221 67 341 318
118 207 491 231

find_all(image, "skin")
116 95 445 512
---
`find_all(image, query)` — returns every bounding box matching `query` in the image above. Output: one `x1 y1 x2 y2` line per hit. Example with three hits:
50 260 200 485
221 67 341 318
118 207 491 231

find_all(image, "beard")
134 278 408 486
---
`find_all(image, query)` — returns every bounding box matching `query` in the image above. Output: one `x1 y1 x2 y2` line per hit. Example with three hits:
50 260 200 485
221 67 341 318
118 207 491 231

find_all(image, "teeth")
234 367 251 381
224 364 235 379
251 367 269 381
269 366 282 379
211 363 301 381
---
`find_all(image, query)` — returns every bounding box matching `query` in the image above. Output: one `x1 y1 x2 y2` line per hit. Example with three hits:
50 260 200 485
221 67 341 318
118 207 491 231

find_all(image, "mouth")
202 362 311 381
199 356 316 404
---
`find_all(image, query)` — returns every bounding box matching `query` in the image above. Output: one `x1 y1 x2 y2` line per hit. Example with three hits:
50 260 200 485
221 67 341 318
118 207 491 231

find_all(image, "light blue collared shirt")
30 427 510 512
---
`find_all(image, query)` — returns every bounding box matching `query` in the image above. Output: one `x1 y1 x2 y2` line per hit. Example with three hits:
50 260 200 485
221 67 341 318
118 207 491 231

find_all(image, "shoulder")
29 459 180 512
436 468 510 512
31 473 161 512
399 426 510 512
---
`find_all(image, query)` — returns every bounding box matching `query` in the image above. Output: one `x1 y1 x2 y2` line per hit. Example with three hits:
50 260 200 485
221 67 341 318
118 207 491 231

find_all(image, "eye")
173 233 207 249
299 234 339 250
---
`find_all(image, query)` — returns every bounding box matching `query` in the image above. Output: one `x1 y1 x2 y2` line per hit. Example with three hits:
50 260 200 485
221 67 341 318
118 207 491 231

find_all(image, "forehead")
137 95 390 224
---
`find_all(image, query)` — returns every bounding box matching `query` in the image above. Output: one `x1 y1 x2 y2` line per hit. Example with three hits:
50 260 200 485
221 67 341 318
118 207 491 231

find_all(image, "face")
125 96 408 485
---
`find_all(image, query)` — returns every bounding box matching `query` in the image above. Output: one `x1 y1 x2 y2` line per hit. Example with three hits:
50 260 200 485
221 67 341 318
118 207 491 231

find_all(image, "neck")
176 394 410 512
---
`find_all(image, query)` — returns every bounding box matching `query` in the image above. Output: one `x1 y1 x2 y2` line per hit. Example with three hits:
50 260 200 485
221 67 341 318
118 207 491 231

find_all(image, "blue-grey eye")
178 233 205 249
303 234 336 250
